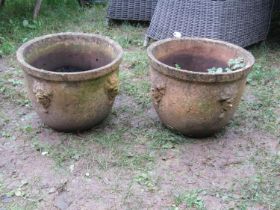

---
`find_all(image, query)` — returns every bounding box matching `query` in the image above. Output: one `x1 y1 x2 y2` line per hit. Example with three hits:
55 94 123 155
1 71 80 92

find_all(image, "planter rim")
147 37 255 83
17 32 123 82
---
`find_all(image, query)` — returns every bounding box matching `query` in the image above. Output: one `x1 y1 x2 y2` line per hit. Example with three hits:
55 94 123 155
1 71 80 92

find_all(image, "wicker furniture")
107 0 158 21
146 0 274 47
275 0 280 10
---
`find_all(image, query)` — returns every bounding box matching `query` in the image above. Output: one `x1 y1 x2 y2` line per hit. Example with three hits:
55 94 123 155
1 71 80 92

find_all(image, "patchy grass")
0 1 280 209
231 43 280 136
134 171 157 192
203 149 280 210
0 0 146 57
172 190 205 210
121 75 151 107
0 69 30 106
237 150 280 209
0 176 38 210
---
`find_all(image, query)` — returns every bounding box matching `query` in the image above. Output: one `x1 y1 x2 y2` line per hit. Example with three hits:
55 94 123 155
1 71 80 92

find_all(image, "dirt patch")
1 40 280 209
0 59 6 72
0 85 279 210
153 129 278 209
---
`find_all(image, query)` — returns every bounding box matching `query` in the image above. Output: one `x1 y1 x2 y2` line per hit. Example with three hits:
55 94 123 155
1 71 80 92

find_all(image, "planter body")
17 33 123 132
147 38 255 137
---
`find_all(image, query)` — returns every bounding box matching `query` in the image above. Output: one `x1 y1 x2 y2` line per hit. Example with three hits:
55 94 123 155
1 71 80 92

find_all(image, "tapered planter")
17 32 123 132
147 38 255 137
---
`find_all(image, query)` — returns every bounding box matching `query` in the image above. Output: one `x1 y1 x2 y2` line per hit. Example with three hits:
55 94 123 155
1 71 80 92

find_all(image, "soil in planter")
54 65 87 72
31 51 112 73
160 52 228 72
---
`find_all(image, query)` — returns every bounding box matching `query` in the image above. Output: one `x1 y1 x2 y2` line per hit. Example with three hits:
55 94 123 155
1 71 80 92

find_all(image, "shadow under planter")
17 32 123 132
147 38 255 138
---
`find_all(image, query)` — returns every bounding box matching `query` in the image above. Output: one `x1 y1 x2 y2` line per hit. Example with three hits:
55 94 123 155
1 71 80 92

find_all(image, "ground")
0 1 280 210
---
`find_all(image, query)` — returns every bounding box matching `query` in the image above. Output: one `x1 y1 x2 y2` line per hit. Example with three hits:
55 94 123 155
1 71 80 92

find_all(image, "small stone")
126 153 134 158
48 187 56 194
173 31 182 38
41 151 48 156
20 180 28 187
15 190 22 197
85 172 90 177
69 164 74 173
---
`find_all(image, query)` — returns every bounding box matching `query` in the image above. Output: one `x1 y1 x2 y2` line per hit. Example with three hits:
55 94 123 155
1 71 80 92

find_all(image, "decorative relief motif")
219 96 234 119
152 83 166 106
105 74 119 102
33 82 53 113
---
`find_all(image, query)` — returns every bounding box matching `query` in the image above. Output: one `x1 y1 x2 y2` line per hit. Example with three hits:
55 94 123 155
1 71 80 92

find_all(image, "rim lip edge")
147 37 255 82
16 32 123 82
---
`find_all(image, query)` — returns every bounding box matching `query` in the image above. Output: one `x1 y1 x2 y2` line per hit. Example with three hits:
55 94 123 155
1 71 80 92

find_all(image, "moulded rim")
17 32 123 82
147 37 255 83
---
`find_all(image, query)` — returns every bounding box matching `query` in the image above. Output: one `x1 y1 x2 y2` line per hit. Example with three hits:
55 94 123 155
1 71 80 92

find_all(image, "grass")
172 190 205 210
0 1 146 56
239 150 280 209
0 1 280 209
134 171 157 191
0 68 30 106
202 149 280 210
121 75 151 107
231 43 280 136
0 175 38 210
120 50 151 107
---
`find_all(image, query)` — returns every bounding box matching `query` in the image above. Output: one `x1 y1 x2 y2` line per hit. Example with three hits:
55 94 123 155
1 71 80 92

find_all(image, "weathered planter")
147 38 255 137
17 32 123 132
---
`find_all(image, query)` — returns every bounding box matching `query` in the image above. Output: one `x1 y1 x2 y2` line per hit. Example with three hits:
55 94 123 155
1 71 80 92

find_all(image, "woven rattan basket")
107 0 158 21
274 0 280 10
147 0 274 47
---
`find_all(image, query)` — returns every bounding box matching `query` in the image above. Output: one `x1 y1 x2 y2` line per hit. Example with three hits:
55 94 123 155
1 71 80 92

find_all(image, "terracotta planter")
147 38 255 137
17 32 123 132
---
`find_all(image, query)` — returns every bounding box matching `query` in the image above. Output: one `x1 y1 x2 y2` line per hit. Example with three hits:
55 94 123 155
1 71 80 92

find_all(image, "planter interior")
153 39 252 73
23 35 118 74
